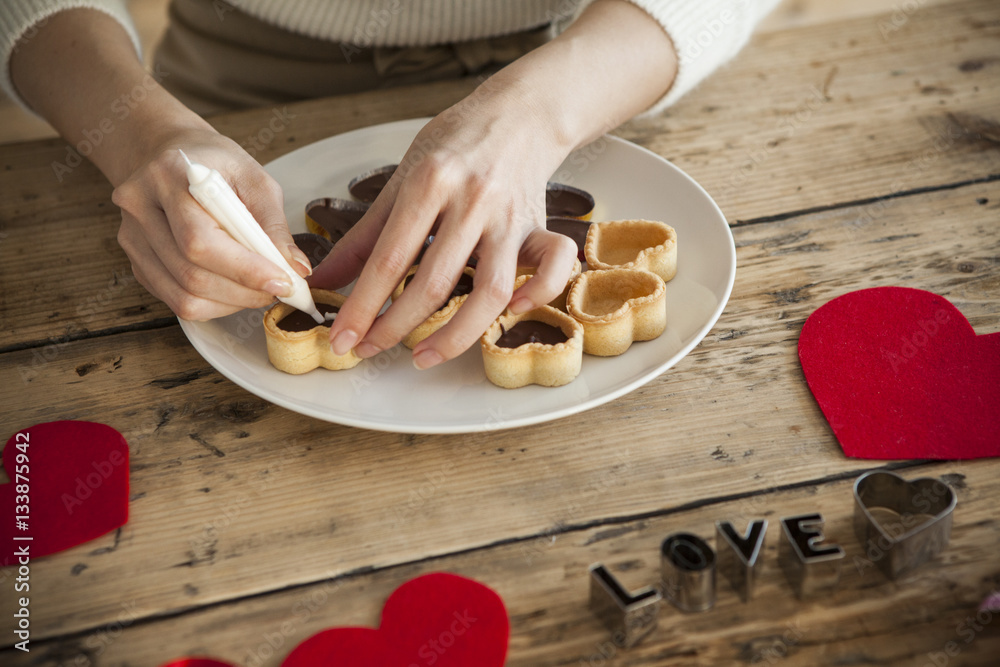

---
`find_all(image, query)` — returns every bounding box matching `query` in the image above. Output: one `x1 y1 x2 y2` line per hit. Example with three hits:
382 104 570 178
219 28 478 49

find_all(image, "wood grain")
2 0 998 350
1 1 998 664
4 459 997 666
1 178 995 643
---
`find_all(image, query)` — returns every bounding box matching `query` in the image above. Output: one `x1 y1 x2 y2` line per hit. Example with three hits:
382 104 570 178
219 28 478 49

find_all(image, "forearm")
9 8 210 186
475 0 678 159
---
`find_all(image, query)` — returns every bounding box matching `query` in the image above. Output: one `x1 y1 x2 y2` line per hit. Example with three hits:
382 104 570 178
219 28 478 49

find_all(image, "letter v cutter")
716 519 768 603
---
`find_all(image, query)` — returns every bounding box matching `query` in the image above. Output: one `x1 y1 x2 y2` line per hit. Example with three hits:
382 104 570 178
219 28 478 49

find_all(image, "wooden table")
2 0 998 664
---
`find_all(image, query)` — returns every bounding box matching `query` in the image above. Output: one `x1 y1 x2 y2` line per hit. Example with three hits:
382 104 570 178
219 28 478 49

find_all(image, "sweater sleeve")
584 0 783 116
0 0 141 110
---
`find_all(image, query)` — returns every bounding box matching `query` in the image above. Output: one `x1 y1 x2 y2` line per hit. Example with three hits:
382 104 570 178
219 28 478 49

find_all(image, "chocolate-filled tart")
584 219 677 282
567 269 666 356
348 164 397 203
263 288 361 374
481 306 583 389
391 265 476 349
292 232 333 269
545 182 595 220
546 216 591 261
305 197 369 243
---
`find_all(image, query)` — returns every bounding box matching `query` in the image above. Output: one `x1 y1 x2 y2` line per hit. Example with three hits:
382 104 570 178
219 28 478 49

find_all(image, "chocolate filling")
277 302 341 332
545 183 595 219
306 198 369 243
496 321 568 348
546 216 591 260
292 233 334 268
348 164 397 203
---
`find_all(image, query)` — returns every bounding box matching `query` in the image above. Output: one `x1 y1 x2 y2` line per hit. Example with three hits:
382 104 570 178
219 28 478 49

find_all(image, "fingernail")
509 297 533 314
264 279 293 298
331 329 358 356
413 349 444 370
354 342 381 359
288 244 313 276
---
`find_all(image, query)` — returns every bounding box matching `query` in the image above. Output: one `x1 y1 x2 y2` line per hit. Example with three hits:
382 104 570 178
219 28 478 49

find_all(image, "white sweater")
0 0 780 114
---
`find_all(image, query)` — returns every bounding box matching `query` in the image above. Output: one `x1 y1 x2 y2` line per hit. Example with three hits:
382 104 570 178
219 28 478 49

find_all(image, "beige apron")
154 0 554 114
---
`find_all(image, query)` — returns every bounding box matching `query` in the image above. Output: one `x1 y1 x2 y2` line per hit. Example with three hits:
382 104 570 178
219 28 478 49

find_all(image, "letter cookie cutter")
588 564 662 648
716 519 768 603
660 533 716 612
779 514 844 599
853 470 956 579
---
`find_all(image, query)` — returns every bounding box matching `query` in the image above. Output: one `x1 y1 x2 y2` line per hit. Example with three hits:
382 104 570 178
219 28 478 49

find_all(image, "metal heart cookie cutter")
853 470 957 579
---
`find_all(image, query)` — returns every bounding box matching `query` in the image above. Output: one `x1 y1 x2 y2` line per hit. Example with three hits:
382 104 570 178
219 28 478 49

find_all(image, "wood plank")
2 179 996 641
617 0 1000 223
5 459 997 666
2 0 998 350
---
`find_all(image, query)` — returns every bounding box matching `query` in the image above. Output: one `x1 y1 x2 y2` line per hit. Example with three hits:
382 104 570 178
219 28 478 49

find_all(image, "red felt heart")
799 287 1000 459
2 421 129 566
283 572 509 666
158 573 509 667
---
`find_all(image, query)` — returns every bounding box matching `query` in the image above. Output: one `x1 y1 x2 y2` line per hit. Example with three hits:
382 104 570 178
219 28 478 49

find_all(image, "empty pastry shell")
566 269 666 356
584 219 677 282
263 288 361 374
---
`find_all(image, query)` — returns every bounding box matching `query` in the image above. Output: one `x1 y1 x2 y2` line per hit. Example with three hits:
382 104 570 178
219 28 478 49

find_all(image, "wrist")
102 88 213 186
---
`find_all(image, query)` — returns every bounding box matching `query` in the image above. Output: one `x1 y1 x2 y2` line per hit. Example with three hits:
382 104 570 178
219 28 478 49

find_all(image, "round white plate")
179 118 734 433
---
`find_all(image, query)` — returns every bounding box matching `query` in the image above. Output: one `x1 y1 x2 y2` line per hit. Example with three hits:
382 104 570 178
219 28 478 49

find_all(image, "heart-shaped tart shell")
515 257 583 312
391 265 476 349
567 269 666 356
304 197 369 242
481 305 584 388
263 288 361 374
584 219 677 282
545 182 596 220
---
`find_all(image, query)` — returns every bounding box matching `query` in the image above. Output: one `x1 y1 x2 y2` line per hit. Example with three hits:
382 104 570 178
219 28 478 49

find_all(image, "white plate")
179 118 734 433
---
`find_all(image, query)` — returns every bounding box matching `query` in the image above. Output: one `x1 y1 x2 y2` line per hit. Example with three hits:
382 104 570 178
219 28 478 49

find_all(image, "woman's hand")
112 127 312 320
11 8 310 322
311 87 579 369
313 0 677 369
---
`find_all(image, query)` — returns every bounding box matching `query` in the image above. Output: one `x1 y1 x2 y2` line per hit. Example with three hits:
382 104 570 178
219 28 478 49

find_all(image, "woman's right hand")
9 9 311 322
111 126 313 321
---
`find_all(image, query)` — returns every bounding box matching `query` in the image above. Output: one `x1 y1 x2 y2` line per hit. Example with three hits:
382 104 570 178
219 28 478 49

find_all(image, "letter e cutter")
779 513 844 599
